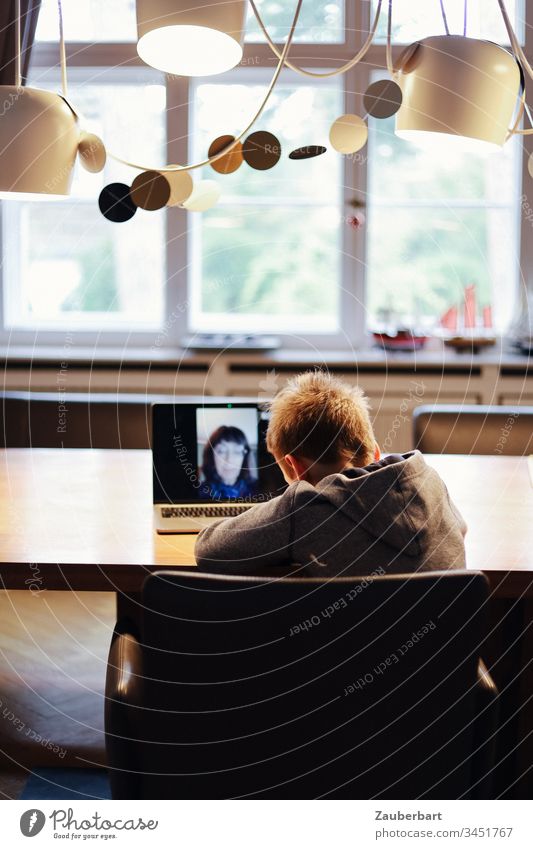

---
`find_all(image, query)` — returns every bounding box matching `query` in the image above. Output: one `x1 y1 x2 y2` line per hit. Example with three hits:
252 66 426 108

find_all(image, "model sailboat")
438 285 496 351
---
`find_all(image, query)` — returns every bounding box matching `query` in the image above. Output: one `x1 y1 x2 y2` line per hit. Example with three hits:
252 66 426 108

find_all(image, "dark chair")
0 391 154 449
413 404 533 455
0 391 259 449
105 570 498 799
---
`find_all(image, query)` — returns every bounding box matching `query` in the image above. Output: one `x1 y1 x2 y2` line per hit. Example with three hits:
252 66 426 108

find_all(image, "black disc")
289 145 327 160
98 182 137 223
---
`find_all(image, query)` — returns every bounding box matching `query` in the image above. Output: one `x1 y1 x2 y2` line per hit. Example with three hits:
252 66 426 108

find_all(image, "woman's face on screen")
213 439 246 485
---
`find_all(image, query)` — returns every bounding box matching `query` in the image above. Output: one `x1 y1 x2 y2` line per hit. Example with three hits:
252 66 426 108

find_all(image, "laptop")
152 400 287 533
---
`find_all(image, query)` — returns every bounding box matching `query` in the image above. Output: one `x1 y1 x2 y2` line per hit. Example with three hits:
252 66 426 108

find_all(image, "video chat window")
196 407 260 501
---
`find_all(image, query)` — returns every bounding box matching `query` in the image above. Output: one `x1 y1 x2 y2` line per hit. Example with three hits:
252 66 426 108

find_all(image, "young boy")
194 371 467 575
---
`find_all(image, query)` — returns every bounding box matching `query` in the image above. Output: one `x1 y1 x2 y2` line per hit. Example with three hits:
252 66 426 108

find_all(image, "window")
368 0 525 332
366 104 520 332
0 0 529 349
3 68 166 331
245 0 344 43
36 0 137 42
373 0 524 44
189 72 343 333
36 0 345 44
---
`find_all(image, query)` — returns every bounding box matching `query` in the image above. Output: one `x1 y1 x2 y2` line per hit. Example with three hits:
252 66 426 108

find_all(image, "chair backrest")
138 569 490 799
413 404 533 455
0 391 214 449
0 391 153 448
0 391 264 449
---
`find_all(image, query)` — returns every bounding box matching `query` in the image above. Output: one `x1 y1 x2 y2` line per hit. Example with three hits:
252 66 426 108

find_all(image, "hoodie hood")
314 451 449 557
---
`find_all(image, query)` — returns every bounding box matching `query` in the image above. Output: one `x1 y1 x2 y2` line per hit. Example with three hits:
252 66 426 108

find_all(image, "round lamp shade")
136 0 247 76
395 36 520 149
0 86 79 197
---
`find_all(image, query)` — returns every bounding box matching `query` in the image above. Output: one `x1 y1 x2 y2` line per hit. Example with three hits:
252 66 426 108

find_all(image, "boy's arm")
444 484 468 536
194 486 297 573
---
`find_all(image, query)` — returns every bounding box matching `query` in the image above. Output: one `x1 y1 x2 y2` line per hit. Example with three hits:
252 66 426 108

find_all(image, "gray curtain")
0 0 42 85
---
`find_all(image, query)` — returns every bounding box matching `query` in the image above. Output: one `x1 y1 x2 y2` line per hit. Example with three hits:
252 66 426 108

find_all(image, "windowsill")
0 343 531 369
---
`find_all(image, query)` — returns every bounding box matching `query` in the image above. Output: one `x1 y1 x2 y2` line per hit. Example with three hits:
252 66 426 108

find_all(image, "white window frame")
0 0 529 352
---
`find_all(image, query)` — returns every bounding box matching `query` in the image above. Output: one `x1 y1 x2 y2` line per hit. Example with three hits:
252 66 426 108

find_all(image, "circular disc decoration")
289 145 327 160
130 170 170 210
208 135 244 174
165 166 194 206
98 183 137 223
329 114 368 155
182 179 221 212
363 80 403 119
78 131 106 173
242 131 281 170
528 152 533 179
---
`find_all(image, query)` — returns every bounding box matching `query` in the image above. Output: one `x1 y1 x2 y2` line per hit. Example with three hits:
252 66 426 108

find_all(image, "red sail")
440 305 458 331
463 285 477 329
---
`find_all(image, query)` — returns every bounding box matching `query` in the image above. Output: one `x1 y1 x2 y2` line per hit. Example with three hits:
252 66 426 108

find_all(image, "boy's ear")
283 454 295 473
374 442 381 461
284 453 307 480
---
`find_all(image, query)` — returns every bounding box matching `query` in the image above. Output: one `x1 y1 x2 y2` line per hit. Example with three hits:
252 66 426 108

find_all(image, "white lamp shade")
136 0 247 76
0 86 79 197
396 36 520 149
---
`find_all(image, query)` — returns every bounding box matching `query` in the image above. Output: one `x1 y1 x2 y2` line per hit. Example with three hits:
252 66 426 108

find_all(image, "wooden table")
0 448 532 795
0 449 531 596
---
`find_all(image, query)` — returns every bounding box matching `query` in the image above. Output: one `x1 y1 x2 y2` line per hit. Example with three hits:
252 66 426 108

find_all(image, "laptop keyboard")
161 505 254 519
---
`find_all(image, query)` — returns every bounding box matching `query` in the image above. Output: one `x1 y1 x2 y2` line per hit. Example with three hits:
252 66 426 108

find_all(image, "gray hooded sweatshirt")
194 450 467 576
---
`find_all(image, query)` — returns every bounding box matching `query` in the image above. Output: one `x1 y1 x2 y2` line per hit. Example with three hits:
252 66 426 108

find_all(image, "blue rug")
21 768 111 800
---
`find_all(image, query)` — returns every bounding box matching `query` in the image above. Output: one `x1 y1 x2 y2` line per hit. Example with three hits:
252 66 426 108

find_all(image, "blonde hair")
266 370 376 467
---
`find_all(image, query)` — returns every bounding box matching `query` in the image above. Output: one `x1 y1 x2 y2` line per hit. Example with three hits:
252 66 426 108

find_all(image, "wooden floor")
0 590 115 798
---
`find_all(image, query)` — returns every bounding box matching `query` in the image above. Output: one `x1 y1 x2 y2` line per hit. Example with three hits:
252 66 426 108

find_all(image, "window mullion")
345 0 361 51
341 60 370 348
164 74 190 350
517 0 533 311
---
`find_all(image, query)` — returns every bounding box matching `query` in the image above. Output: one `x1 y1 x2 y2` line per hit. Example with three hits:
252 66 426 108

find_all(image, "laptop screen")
152 402 288 504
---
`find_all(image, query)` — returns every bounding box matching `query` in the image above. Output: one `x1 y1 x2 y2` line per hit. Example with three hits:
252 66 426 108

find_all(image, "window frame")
0 0 528 352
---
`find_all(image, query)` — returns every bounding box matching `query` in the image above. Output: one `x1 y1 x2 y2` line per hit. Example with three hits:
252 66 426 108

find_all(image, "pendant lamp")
0 0 80 200
136 0 247 77
395 35 520 151
0 87 79 199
